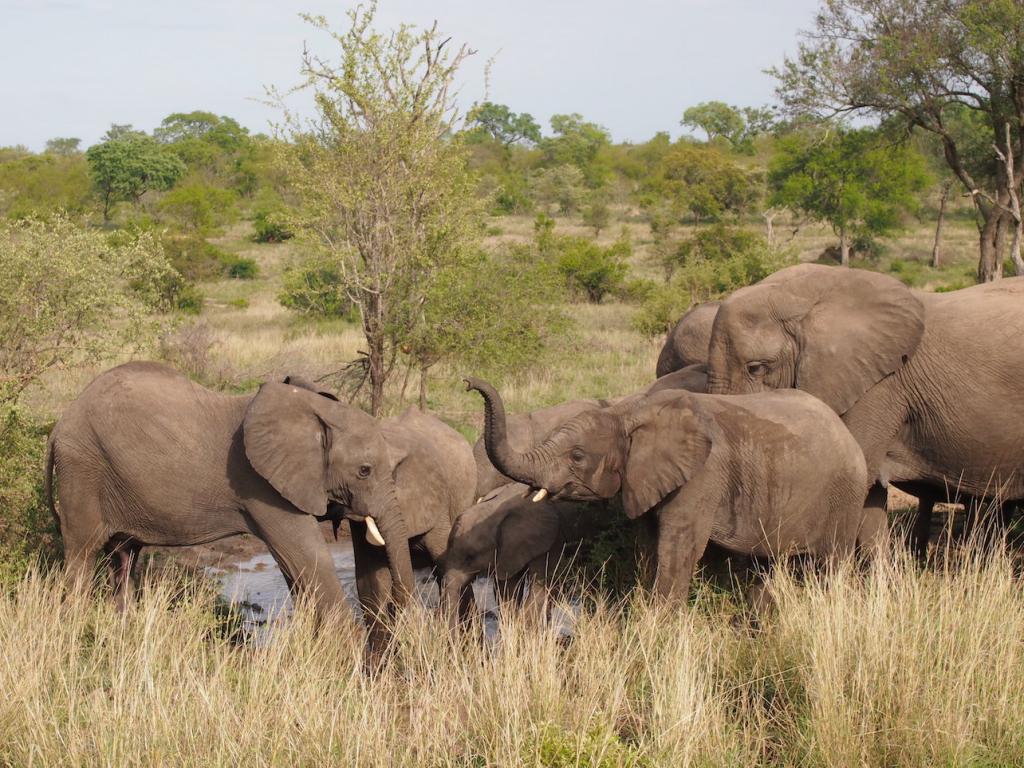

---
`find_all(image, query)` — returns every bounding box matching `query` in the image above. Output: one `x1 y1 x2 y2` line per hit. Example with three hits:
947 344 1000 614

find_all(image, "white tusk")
532 488 548 503
364 516 386 547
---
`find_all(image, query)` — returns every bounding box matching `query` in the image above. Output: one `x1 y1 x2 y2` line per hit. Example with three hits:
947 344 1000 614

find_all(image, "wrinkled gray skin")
46 362 415 624
706 264 1024 558
655 301 720 377
352 406 476 647
441 482 600 628
468 379 878 603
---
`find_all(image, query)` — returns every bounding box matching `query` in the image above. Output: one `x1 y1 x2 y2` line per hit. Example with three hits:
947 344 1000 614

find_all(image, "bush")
0 408 60 586
157 180 237 233
162 235 255 282
530 165 587 215
582 197 611 235
252 208 293 243
554 235 631 303
0 215 174 405
634 225 794 337
224 256 258 280
279 254 357 319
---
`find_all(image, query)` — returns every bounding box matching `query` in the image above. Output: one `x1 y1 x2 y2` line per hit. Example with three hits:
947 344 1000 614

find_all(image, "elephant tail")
44 429 59 534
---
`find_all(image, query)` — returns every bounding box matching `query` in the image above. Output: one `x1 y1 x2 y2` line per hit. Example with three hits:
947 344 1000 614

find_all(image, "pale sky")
2 0 820 151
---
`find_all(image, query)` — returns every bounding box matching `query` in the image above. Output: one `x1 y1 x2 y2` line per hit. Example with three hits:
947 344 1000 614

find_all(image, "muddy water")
208 540 574 642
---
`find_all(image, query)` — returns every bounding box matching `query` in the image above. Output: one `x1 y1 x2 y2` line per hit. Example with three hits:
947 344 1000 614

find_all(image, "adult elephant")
705 264 1024 553
655 301 719 377
46 362 414 622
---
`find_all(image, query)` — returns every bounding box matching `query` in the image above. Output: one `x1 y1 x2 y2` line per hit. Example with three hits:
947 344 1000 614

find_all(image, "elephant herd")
45 263 1024 658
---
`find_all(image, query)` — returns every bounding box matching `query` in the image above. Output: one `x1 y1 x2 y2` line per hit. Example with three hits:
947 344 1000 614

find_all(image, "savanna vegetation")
2 0 1023 764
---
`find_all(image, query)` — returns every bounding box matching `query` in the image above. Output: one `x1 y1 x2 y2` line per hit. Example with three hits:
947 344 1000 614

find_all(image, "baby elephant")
468 379 882 605
441 483 603 628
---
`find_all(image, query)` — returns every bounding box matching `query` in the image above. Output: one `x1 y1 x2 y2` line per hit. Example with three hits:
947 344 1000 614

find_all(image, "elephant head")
706 264 925 414
655 300 720 377
466 379 709 520
243 382 414 605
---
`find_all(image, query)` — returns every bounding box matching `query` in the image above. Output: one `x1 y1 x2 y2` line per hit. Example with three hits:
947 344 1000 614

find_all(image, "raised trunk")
464 377 547 487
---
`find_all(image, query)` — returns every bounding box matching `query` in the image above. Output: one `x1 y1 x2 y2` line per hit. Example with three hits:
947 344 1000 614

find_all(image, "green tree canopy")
43 137 81 156
466 102 541 148
642 143 760 222
540 113 611 187
769 127 930 265
278 4 482 415
681 102 776 151
771 0 1024 281
85 130 186 221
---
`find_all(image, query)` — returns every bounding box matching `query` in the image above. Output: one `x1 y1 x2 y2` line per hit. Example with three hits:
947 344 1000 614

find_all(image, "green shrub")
157 180 237 233
252 209 293 243
635 225 794 337
279 254 357 319
528 722 649 768
225 256 258 280
175 284 205 314
0 408 60 586
555 235 630 303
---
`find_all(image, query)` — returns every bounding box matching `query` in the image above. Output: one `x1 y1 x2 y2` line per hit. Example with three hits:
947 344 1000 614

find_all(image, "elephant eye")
746 362 767 377
357 464 372 479
570 447 586 463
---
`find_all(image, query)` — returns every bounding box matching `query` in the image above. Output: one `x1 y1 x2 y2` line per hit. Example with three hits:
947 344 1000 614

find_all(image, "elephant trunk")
375 486 415 607
465 377 549 489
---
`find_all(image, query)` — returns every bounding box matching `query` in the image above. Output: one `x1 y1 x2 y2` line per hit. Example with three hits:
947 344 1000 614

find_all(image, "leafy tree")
555 235 630 303
681 102 777 152
642 143 759 222
43 137 81 156
466 102 541 148
681 102 746 144
279 253 356 319
769 127 929 266
404 247 568 407
157 179 237 232
530 165 586 215
540 113 611 186
0 214 175 406
278 5 481 415
582 195 611 235
771 0 1024 281
86 131 186 222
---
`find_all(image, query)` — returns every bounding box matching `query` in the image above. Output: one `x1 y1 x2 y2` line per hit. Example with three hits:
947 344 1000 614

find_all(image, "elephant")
441 482 603 629
466 378 880 604
349 405 476 647
705 264 1024 557
45 362 415 625
655 301 720 377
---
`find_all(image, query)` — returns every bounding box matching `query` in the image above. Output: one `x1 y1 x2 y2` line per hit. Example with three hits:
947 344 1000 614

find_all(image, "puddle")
208 540 576 643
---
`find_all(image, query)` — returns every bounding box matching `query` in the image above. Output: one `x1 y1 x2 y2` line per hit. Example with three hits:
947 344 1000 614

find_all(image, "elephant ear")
243 382 329 516
282 375 339 401
768 264 925 415
620 395 711 519
494 503 561 579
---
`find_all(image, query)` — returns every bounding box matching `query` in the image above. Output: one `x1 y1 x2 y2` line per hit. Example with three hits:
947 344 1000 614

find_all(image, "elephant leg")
440 567 475 632
104 537 141 611
349 519 397 671
653 494 714 606
494 574 528 617
519 556 557 626
857 503 890 561
57 480 108 595
633 512 659 590
244 502 347 621
908 496 934 563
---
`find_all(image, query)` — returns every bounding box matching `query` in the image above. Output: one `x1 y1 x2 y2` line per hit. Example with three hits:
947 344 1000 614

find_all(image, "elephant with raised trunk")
46 362 415 629
705 264 1024 556
466 378 879 604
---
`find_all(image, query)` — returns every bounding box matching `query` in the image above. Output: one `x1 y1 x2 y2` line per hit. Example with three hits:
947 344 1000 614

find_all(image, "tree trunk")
932 180 952 268
839 227 850 267
418 364 430 411
978 209 1008 283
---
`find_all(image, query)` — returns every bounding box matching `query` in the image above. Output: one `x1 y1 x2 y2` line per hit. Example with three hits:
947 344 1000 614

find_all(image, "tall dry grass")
2 543 1022 767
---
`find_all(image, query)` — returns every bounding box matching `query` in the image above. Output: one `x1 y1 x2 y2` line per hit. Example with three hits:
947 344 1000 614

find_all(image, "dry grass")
2 543 1022 767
